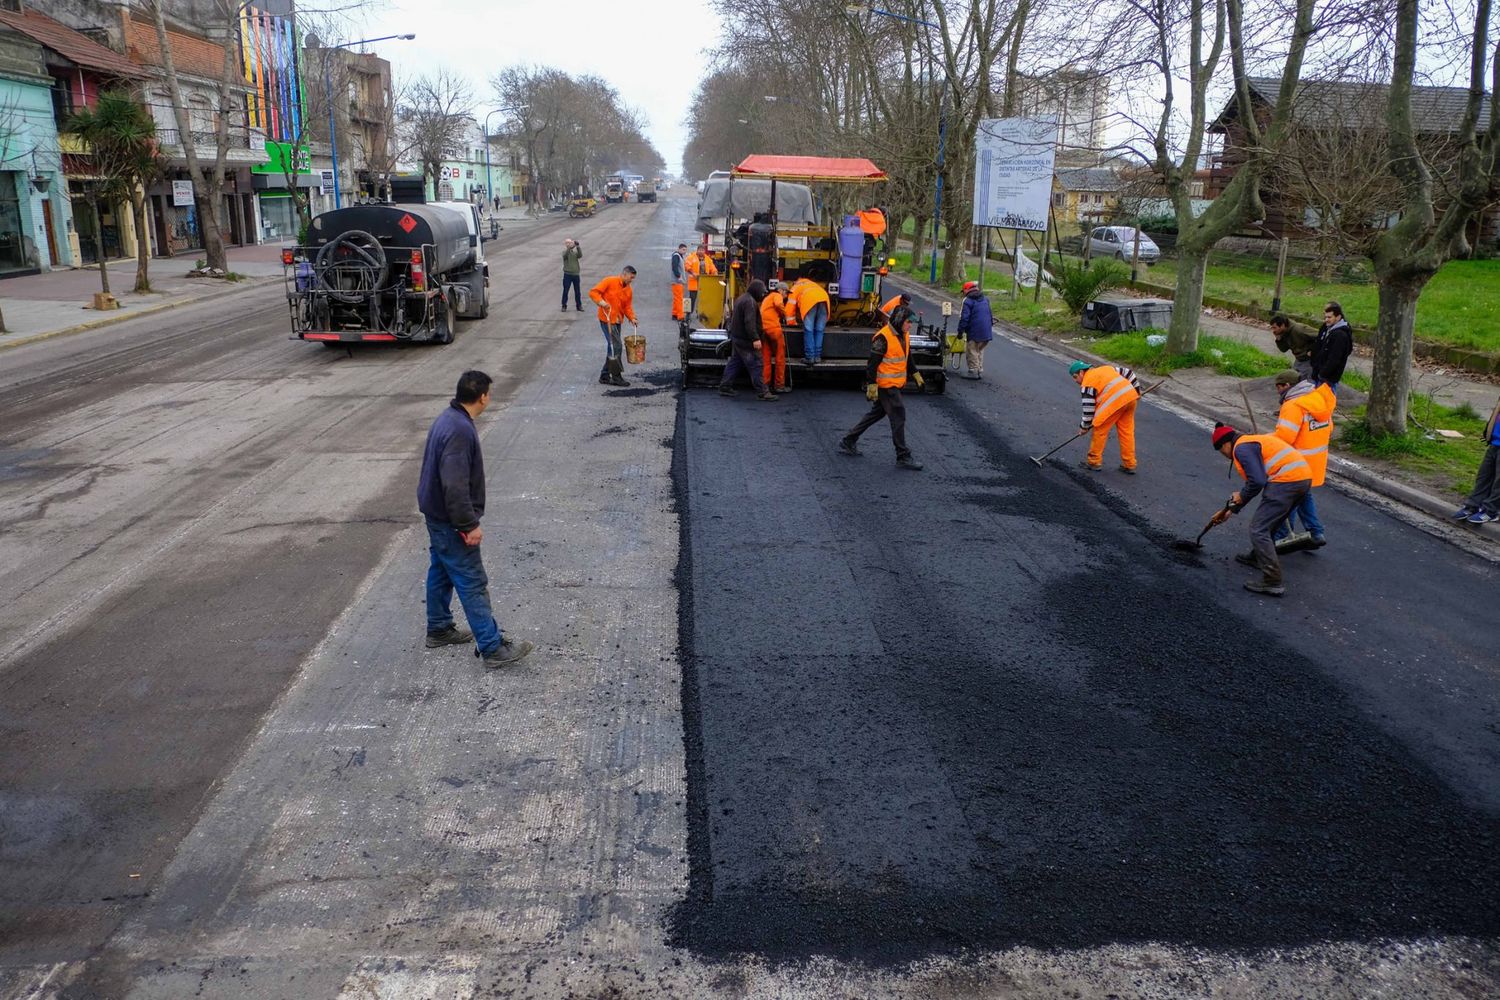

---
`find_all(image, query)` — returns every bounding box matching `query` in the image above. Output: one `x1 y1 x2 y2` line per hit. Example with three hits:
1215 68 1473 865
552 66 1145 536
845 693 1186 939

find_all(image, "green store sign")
252 140 312 175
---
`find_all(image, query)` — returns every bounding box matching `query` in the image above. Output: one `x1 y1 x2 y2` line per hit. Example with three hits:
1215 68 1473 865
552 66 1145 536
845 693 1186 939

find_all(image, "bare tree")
1366 0 1500 435
399 70 475 197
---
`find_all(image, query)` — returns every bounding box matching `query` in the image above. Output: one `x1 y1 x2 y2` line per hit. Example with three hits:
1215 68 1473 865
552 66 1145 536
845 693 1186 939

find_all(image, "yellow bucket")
623 333 646 365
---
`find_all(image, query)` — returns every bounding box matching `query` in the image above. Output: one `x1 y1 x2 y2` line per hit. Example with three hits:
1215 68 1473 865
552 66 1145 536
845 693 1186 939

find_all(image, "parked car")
1089 226 1160 263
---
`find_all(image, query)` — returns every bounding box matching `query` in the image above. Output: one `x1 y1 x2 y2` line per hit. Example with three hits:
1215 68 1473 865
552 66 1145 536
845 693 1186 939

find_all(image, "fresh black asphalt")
669 288 1500 964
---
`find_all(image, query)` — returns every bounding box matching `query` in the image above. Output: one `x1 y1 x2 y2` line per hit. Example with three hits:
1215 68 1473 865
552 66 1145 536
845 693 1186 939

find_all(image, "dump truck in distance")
283 203 489 346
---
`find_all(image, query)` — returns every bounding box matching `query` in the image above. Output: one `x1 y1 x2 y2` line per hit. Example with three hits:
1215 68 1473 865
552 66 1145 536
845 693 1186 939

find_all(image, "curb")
887 274 1500 557
0 276 278 353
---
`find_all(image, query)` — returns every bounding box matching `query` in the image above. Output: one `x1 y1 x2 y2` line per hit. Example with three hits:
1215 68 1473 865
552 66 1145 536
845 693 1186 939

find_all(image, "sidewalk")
0 243 283 349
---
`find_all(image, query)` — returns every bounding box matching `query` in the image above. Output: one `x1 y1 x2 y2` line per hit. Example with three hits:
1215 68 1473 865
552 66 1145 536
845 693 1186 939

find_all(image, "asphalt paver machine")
678 154 945 392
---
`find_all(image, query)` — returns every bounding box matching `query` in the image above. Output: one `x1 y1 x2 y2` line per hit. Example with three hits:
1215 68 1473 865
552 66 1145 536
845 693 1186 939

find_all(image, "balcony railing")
155 127 260 152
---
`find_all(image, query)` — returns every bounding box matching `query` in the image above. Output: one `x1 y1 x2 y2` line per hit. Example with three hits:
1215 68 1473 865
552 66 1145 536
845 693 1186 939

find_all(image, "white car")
1089 226 1160 263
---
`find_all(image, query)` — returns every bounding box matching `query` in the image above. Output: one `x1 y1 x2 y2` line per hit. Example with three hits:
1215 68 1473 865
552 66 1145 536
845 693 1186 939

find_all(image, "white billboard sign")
171 180 194 207
972 115 1058 231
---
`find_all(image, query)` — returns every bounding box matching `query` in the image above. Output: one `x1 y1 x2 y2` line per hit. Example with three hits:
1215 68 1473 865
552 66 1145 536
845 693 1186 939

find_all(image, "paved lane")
0 201 654 980
672 293 1500 986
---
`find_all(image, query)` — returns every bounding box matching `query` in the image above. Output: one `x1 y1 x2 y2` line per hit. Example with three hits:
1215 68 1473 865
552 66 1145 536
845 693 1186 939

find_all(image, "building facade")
0 24 74 275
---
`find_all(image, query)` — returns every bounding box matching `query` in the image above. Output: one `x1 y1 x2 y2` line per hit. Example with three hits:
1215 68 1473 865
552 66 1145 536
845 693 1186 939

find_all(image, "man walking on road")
1071 360 1142 473
561 238 583 312
1311 301 1354 395
1208 422 1313 597
719 279 777 400
1271 369 1336 547
957 281 993 379
838 307 924 469
670 243 688 322
590 266 638 388
418 370 533 667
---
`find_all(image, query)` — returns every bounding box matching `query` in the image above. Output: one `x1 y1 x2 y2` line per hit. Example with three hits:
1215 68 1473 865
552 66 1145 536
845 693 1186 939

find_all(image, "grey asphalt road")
2 188 1497 999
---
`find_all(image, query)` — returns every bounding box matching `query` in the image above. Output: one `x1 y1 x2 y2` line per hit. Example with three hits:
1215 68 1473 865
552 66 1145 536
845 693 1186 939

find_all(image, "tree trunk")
197 192 226 270
132 187 150 293
92 198 110 295
1366 276 1425 435
1165 245 1208 353
910 214 928 275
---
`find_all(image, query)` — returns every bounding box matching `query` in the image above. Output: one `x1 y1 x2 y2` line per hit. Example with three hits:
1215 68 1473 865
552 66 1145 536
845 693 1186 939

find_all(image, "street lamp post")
324 33 414 209
846 5 945 284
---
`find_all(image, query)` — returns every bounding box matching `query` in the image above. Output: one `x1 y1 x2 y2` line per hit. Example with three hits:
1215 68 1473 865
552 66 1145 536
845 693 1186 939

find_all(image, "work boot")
599 373 611 385
718 385 738 397
1080 461 1102 472
561 304 568 312
756 391 779 401
1234 551 1259 568
1310 534 1327 548
1119 465 1137 475
1243 579 1285 597
897 455 924 471
610 376 631 387
481 637 534 668
963 372 979 380
425 624 473 648
774 384 792 394
576 305 584 312
837 438 861 456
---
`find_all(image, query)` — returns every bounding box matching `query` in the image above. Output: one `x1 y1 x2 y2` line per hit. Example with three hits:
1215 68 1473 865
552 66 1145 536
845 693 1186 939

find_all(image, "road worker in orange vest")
785 276 831 365
1270 369 1336 548
760 283 791 394
589 266 638 388
838 307 925 469
1208 422 1314 596
880 292 910 317
1070 360 1142 473
683 246 718 316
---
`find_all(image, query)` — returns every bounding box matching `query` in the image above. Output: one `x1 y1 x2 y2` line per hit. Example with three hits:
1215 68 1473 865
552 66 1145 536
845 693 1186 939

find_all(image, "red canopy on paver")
731 155 888 183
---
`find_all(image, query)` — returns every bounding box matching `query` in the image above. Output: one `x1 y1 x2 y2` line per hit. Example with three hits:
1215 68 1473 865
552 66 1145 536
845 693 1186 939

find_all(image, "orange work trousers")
761 329 787 388
671 282 685 321
1087 400 1137 469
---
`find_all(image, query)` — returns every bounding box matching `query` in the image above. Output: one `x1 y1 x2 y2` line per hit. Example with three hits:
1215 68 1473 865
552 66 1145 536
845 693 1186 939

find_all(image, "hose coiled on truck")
314 230 389 304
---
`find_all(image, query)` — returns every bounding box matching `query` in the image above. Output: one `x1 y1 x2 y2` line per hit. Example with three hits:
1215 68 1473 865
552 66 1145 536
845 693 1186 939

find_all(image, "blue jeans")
598 321 623 379
425 516 503 656
1272 489 1325 540
803 302 828 360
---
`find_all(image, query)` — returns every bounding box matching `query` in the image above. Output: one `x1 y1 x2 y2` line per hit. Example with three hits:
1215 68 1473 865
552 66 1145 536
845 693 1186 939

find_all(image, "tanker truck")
283 202 489 346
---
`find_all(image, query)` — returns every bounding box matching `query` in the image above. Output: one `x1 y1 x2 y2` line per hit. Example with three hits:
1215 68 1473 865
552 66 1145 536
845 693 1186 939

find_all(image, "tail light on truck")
410 249 425 292
281 248 294 266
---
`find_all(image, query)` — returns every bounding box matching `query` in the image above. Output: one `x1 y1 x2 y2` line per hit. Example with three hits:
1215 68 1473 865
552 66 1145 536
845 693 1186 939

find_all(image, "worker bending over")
785 277 831 366
838 306 925 470
684 245 717 316
589 267 638 388
760 282 791 394
1070 360 1142 473
880 292 910 317
1208 422 1313 597
1271 369 1336 547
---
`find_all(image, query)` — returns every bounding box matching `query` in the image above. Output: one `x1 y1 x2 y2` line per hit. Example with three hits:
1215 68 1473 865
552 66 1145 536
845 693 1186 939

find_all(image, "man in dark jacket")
838 307 925 469
417 370 532 667
1271 313 1318 379
1310 300 1354 394
956 280 994 379
718 279 777 400
561 239 583 312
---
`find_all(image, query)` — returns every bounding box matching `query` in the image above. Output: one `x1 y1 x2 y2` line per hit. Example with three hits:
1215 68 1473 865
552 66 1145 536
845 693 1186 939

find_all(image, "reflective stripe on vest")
1234 434 1311 483
875 326 909 388
1085 366 1139 423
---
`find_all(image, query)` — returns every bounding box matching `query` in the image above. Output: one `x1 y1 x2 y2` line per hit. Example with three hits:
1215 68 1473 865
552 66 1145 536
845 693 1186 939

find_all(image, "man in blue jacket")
956 281 994 379
417 370 533 667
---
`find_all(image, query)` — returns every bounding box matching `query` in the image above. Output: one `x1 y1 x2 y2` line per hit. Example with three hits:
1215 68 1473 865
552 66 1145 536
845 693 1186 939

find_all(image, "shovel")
1173 501 1233 551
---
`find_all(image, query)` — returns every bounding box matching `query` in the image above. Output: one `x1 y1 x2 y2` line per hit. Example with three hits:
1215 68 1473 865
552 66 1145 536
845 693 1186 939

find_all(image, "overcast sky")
357 0 720 175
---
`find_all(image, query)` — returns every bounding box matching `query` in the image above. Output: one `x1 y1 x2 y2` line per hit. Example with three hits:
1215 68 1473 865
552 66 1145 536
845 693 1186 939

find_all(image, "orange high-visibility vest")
874 324 909 389
760 291 785 336
1233 433 1312 484
881 294 905 316
785 279 830 322
1273 384 1337 487
858 208 887 237
684 252 717 291
1081 364 1141 424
